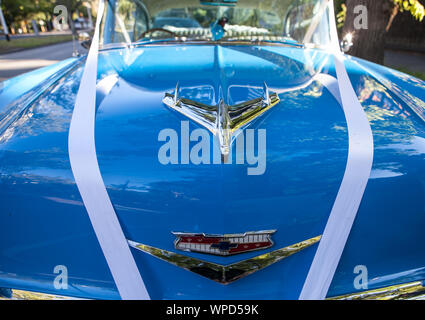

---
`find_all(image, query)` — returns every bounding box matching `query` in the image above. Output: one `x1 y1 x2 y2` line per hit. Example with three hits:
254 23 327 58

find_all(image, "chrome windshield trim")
99 39 306 52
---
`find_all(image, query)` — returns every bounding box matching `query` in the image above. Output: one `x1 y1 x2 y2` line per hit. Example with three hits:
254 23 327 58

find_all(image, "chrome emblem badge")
172 230 276 256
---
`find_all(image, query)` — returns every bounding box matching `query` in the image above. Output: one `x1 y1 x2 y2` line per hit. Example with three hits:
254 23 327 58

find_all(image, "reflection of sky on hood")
19 168 75 182
370 169 403 179
381 136 425 156
368 266 425 288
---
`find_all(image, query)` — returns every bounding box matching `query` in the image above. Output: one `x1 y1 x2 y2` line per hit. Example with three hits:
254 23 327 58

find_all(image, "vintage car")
0 0 425 300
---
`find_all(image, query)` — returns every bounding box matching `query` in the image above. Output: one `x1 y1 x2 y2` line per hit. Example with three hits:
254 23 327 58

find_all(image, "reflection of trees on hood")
358 75 418 139
356 74 425 180
0 67 83 144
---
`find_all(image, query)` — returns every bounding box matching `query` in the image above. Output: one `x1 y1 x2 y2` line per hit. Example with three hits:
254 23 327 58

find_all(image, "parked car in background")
73 18 89 30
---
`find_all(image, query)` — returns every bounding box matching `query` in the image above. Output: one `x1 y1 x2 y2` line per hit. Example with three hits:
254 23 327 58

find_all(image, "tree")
1 0 35 26
1 0 58 33
339 0 424 64
0 0 91 34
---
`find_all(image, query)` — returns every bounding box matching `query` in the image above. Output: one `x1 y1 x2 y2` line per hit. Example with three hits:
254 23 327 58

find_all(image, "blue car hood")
0 45 425 299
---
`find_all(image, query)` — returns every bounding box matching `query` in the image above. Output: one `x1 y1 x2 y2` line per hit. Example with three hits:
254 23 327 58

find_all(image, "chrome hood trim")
162 82 280 161
329 281 425 300
128 236 320 285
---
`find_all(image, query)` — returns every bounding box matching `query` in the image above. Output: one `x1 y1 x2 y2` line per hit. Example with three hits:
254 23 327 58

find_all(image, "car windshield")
101 0 333 48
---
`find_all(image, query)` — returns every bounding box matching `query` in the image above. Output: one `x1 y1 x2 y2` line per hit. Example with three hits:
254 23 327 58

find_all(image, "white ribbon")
68 0 150 300
299 0 374 300
314 73 342 106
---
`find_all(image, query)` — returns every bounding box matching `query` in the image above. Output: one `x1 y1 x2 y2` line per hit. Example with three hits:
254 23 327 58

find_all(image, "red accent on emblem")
174 230 276 256
179 235 222 244
228 241 271 253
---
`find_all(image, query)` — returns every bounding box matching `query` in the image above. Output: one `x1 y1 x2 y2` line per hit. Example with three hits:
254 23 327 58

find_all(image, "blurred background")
0 0 95 81
0 0 424 82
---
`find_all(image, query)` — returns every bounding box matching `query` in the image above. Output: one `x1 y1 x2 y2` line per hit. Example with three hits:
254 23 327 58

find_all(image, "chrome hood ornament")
163 83 280 161
173 230 276 256
128 235 321 284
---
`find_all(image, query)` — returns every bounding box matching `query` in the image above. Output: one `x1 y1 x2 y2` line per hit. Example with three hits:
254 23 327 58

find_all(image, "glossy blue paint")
0 58 80 112
0 44 424 299
329 56 425 297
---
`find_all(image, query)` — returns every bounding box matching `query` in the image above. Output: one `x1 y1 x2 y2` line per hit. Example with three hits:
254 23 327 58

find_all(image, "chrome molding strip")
172 230 277 239
3 279 424 300
128 236 321 285
0 290 82 300
329 281 425 300
163 83 280 161
100 40 305 52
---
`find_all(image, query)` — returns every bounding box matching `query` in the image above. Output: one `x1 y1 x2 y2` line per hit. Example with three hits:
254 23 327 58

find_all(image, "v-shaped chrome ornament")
162 83 280 162
128 236 321 284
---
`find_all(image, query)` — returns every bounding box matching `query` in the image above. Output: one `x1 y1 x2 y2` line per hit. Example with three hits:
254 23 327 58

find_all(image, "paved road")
0 41 87 81
384 50 425 74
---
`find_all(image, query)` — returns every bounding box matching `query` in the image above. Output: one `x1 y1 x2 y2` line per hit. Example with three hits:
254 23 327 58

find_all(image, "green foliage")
189 8 213 28
335 0 425 28
1 0 41 22
117 0 136 21
1 0 90 26
393 0 425 21
336 3 347 29
334 0 346 15
1 0 55 26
